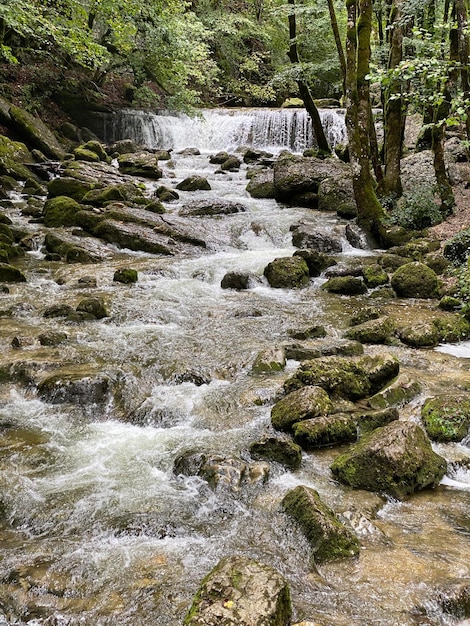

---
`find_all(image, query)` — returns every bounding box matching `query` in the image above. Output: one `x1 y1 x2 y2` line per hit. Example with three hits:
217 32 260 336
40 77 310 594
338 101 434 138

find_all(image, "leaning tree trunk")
327 0 347 100
345 0 385 236
287 0 331 154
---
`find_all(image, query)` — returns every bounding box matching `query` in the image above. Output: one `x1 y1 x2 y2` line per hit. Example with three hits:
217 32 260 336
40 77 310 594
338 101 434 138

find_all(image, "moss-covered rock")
321 276 368 295
264 256 310 288
367 374 421 409
38 331 68 346
246 169 276 199
398 322 440 347
293 413 357 449
184 555 292 626
0 263 26 282
117 151 163 179
317 174 356 217
47 176 97 201
9 105 65 160
249 436 303 470
271 385 334 432
76 297 109 319
363 264 389 288
73 147 101 162
155 185 179 202
0 135 35 180
349 306 382 327
378 253 413 272
43 195 82 227
344 316 396 344
293 249 337 276
391 262 439 298
356 407 399 433
291 224 343 253
113 268 138 284
421 395 470 442
282 485 360 563
252 347 286 373
176 175 211 191
330 421 447 498
81 183 143 206
432 315 470 342
80 141 109 161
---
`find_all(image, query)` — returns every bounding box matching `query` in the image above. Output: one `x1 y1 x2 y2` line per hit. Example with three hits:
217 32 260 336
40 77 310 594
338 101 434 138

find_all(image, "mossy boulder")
293 413 357 449
356 407 399 434
432 315 470 342
0 135 35 180
391 262 439 298
252 347 286 373
363 264 389 288
330 421 447 499
322 276 368 295
176 175 211 191
37 372 112 405
293 249 337 276
155 185 179 202
81 183 143 206
264 256 310 288
398 322 440 347
0 263 26 282
367 374 421 409
249 436 303 470
184 555 292 626
43 196 82 227
76 297 109 319
47 176 97 201
271 385 334 432
349 306 382 326
282 485 360 563
344 316 396 344
421 395 470 442
378 253 413 272
113 268 138 284
221 271 253 290
117 152 163 179
246 169 276 199
9 105 65 160
73 147 100 162
80 141 109 161
317 174 356 217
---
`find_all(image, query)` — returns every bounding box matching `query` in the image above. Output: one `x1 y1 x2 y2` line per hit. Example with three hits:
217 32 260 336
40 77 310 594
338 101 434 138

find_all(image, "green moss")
363 264 389 287
292 413 357 449
264 256 310 288
421 396 470 442
321 276 368 295
43 195 82 227
391 262 439 298
0 263 26 282
113 268 138 284
47 176 97 201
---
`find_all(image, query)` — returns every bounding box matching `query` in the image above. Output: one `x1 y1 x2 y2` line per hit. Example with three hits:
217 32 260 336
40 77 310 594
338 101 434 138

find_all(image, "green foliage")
389 186 444 230
443 228 470 265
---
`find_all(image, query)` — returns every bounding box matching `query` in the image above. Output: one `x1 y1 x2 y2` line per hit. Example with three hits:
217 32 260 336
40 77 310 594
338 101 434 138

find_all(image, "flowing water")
0 110 469 626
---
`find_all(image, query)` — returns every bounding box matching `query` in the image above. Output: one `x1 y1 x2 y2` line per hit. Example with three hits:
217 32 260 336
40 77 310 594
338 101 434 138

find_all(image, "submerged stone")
282 485 360 563
330 421 447 499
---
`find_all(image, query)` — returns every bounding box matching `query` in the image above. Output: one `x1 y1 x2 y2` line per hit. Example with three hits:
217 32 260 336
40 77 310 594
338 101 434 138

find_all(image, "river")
0 109 469 626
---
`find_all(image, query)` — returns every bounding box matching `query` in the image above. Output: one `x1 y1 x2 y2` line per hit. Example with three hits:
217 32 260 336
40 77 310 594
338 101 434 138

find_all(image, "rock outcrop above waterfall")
184 555 292 626
282 485 360 563
330 421 447 499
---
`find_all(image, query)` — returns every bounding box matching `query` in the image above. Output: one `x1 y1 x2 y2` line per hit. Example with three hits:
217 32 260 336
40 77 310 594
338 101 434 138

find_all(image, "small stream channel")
0 109 469 625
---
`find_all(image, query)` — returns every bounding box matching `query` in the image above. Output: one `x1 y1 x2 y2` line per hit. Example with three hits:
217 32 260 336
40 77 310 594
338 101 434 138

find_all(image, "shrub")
390 186 443 230
443 227 470 265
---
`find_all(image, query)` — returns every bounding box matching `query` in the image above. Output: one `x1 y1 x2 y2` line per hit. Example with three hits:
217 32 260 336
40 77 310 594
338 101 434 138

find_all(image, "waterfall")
103 108 347 153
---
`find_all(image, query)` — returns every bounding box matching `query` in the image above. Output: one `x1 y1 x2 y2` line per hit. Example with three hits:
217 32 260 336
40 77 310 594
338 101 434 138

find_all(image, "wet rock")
282 485 360 563
92 219 174 256
433 315 470 342
246 169 276 198
291 224 343 253
0 135 35 181
74 146 101 162
435 581 470 620
173 451 207 476
209 151 231 164
220 156 241 171
263 256 310 288
330 421 447 499
76 296 109 319
11 336 35 349
283 339 363 361
37 372 113 405
37 331 68 346
184 555 292 626
343 316 396 344
421 394 470 442
287 324 327 340
221 271 253 290
367 373 421 409
293 249 337 276
0 263 26 283
176 175 211 191
9 105 65 160
154 185 179 202
398 322 440 347
109 139 139 154
43 304 76 318
391 262 439 298
271 386 334 432
117 151 162 178
200 456 270 490
43 232 107 264
345 222 371 249
47 176 97 201
356 407 399 433
322 276 368 295
252 347 286 373
293 413 357 449
349 306 382 327
249 436 302 470
363 264 389 288
81 183 143 206
179 199 246 216
43 195 82 227
113 268 138 284
318 174 356 218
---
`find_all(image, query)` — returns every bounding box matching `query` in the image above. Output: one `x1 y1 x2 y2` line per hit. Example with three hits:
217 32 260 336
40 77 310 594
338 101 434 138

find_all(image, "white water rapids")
0 110 469 626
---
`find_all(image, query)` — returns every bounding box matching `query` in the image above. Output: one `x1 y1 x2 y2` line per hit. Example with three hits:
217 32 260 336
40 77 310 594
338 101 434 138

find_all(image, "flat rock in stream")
43 231 110 263
179 199 247 216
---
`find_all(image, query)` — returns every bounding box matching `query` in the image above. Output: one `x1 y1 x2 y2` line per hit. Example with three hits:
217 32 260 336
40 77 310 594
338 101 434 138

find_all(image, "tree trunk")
327 0 347 100
345 0 385 237
455 0 470 140
287 0 331 154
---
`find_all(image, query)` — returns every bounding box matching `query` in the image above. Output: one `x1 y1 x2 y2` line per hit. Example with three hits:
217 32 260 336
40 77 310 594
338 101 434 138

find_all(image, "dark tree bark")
345 0 385 236
287 0 331 154
327 0 347 99
454 0 470 140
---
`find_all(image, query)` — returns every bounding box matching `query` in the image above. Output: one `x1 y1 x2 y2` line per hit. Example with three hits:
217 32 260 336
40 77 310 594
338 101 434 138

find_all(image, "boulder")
282 485 360 563
252 347 286 373
367 374 421 409
113 268 138 284
0 263 26 283
293 413 358 449
322 276 368 295
220 156 241 171
318 174 356 218
271 386 334 432
421 394 470 442
43 231 107 264
9 105 65 160
291 224 343 253
117 151 162 179
176 176 211 191
249 436 303 470
293 249 337 276
154 185 179 202
363 264 389 288
0 135 35 180
43 195 82 227
184 555 292 626
343 316 396 344
264 256 310 288
330 421 447 499
391 262 439 298
179 199 246 216
356 407 399 433
76 296 109 319
398 322 440 347
37 372 112 405
38 331 68 346
246 169 276 199
81 183 143 206
221 271 253 290
349 306 382 327
47 176 97 201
